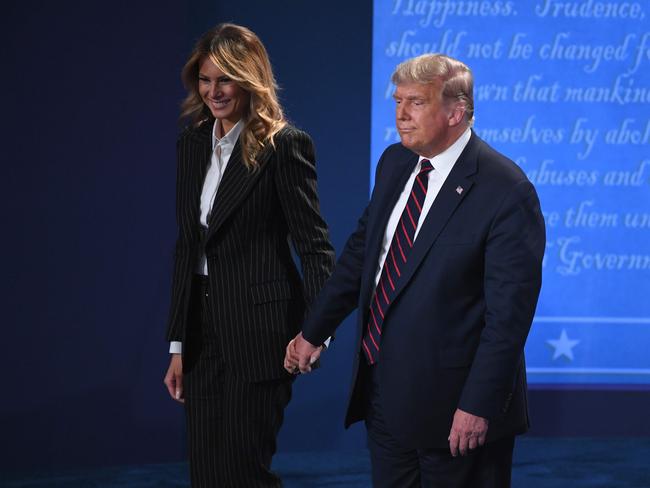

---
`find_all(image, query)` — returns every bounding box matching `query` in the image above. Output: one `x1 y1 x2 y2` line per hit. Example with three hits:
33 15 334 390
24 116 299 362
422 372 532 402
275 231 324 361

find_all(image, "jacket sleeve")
300 146 392 346
458 178 546 419
301 204 369 346
274 128 336 308
165 128 196 342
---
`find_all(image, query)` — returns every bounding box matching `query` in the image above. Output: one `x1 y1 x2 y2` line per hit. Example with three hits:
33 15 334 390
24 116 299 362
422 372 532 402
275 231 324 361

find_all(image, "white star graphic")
546 329 580 361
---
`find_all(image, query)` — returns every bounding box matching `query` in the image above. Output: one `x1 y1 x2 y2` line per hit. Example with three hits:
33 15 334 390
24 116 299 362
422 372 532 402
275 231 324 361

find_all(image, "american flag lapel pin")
456 186 464 195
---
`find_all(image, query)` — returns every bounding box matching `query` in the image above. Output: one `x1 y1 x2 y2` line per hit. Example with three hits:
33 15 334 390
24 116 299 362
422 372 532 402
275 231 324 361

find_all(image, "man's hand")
448 408 488 457
163 354 184 404
283 332 320 374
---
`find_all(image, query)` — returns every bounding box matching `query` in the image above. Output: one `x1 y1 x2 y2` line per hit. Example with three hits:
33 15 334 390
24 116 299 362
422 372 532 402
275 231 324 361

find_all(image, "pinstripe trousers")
183 275 293 487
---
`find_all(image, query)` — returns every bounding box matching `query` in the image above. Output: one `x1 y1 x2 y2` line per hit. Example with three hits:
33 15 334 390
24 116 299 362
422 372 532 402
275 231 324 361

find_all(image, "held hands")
448 408 489 457
163 354 184 404
284 332 321 374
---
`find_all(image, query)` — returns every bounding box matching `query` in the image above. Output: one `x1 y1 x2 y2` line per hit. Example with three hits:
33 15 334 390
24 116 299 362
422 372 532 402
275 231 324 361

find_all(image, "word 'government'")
551 237 650 276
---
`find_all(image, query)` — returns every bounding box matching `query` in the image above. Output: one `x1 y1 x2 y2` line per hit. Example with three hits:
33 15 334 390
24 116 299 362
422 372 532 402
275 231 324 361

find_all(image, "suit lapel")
204 139 272 242
390 134 480 302
187 122 213 238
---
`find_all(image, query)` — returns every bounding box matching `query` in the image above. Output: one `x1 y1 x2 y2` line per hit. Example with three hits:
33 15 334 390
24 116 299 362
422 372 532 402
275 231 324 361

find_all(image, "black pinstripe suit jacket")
166 119 335 381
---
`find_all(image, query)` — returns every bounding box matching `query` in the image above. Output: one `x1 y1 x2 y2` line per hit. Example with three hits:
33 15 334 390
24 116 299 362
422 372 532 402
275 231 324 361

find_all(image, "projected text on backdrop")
372 0 650 385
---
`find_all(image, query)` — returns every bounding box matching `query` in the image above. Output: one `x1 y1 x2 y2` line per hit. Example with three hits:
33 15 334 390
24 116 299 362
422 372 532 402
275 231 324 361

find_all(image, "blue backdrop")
372 0 650 387
2 0 649 473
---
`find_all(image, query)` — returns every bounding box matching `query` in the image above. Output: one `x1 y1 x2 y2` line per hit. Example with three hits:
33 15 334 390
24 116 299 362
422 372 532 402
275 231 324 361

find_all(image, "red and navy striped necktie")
361 159 434 365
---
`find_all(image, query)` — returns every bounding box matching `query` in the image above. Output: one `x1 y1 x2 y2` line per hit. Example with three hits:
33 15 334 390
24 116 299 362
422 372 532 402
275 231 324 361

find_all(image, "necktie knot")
419 159 433 174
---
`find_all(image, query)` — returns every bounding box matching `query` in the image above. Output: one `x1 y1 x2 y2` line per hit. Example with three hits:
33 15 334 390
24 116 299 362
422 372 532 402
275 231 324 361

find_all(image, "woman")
163 23 335 487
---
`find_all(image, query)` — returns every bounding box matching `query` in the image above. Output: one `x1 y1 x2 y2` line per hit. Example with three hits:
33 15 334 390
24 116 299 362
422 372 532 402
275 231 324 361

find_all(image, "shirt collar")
417 127 471 179
212 118 245 151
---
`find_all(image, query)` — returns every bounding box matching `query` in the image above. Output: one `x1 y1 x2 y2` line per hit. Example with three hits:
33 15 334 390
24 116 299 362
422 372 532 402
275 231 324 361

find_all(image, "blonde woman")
163 23 334 487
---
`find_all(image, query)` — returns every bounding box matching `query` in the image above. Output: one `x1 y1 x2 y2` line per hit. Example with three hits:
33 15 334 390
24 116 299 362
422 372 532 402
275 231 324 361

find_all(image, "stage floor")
3 437 650 487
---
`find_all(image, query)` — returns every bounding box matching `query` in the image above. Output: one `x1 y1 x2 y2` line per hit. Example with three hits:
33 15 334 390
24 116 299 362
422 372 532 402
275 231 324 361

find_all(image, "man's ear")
448 103 466 127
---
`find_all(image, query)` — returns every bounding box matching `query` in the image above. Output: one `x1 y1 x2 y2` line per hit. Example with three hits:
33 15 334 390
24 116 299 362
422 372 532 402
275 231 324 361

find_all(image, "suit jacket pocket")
439 346 476 368
250 280 294 304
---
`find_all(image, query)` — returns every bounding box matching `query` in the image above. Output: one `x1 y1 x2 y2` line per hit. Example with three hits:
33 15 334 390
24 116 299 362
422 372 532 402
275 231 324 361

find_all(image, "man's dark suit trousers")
364 361 515 488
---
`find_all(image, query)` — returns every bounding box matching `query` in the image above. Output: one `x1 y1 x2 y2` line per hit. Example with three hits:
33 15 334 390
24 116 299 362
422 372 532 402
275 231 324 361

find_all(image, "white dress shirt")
373 128 471 287
197 118 245 274
169 118 244 355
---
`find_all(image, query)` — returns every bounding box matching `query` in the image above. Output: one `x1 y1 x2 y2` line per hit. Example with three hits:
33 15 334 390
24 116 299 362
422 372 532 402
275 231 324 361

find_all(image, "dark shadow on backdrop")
2 0 194 470
1 0 372 471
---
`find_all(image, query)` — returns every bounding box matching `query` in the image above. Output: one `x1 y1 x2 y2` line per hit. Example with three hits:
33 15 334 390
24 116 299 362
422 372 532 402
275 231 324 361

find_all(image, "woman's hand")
284 336 300 374
164 354 184 403
284 333 322 374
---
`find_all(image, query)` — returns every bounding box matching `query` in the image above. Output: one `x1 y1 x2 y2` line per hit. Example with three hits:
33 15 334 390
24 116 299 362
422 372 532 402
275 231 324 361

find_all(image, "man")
285 53 545 487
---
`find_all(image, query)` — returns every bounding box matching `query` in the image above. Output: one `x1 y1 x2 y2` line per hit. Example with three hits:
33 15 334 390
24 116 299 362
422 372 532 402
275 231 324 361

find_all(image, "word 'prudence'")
535 0 645 19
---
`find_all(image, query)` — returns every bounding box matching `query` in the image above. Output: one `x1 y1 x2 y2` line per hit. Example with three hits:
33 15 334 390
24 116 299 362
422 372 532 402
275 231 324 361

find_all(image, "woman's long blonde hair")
180 24 286 168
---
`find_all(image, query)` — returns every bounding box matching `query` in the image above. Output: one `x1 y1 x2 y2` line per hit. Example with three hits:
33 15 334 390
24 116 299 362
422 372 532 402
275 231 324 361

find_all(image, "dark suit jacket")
302 131 545 448
166 119 335 382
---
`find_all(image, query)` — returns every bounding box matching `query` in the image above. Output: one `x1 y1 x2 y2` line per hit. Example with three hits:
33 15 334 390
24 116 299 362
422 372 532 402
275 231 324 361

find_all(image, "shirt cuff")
169 341 182 354
323 337 331 348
